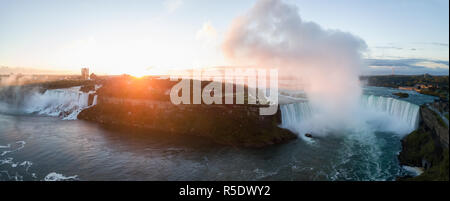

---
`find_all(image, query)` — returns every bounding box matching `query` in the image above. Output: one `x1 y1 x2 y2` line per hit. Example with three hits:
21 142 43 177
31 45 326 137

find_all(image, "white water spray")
223 0 367 133
0 86 98 120
280 95 420 137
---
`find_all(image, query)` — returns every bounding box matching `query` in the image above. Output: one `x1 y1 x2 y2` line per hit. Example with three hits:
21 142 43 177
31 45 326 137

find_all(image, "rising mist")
222 0 368 134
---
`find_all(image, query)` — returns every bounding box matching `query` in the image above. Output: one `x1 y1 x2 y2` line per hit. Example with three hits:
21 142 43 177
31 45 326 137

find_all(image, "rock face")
78 96 297 148
398 105 449 181
420 106 449 147
80 85 95 93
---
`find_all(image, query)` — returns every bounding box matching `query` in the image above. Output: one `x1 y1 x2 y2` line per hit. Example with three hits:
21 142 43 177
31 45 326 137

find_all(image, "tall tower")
81 68 89 80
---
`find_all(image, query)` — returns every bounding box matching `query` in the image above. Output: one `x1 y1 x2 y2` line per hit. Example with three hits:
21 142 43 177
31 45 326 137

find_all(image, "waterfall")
280 95 420 135
0 86 97 120
280 101 312 133
360 95 420 130
25 87 88 120
92 95 98 105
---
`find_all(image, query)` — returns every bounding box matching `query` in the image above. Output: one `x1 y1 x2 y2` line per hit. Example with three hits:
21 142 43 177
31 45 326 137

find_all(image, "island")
393 92 409 98
77 75 297 148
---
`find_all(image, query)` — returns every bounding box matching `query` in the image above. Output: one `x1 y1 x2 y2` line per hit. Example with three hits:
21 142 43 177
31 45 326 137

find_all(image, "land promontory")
78 75 297 147
398 103 449 181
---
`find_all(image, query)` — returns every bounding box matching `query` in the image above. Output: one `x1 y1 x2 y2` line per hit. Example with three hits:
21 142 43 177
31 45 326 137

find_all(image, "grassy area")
399 129 449 181
419 89 448 100
35 79 95 90
393 92 409 98
362 74 448 87
400 129 440 165
79 102 295 148
411 148 449 181
96 75 254 104
431 110 448 128
361 74 449 101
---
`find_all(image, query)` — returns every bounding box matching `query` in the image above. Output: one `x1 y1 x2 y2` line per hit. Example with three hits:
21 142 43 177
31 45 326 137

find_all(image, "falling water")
280 95 420 136
0 86 97 120
360 95 420 130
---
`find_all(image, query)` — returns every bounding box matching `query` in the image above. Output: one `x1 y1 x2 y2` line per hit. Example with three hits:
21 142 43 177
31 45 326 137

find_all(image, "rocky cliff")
398 104 449 181
78 96 297 148
420 106 448 147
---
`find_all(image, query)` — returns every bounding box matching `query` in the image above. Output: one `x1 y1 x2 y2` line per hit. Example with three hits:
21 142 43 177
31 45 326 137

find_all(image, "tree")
90 73 97 80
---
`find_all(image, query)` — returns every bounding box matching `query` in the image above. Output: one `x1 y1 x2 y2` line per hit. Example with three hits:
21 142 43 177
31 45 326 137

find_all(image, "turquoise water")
0 113 409 181
363 86 438 105
0 86 438 181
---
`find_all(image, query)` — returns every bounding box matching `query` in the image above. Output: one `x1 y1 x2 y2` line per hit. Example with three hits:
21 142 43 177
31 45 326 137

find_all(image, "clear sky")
0 0 448 75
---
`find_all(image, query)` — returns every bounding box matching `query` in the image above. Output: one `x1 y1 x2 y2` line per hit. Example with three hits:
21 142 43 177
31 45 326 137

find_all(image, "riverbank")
78 100 296 148
361 74 449 101
76 75 297 148
398 104 449 181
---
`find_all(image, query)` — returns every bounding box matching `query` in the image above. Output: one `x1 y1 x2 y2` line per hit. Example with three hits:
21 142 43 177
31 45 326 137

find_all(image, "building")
398 84 434 92
399 86 419 92
81 68 89 80
415 84 433 90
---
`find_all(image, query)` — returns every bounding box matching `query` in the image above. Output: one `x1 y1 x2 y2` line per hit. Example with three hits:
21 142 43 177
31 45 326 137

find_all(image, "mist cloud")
222 0 368 133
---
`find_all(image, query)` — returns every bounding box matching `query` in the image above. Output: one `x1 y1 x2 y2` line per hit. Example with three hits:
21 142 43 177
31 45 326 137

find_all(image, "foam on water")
0 144 11 149
1 141 25 156
0 141 35 181
44 172 79 181
0 157 13 165
0 139 78 181
279 94 422 180
402 166 424 177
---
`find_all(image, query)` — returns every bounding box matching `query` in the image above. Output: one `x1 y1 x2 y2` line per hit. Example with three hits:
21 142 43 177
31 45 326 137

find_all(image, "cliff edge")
398 104 449 181
78 97 297 148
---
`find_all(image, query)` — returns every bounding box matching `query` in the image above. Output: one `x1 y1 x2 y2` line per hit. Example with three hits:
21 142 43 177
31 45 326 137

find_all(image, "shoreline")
397 104 449 181
78 100 297 148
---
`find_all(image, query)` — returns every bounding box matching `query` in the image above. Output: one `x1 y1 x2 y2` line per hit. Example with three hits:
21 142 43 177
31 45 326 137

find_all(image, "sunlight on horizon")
0 0 448 76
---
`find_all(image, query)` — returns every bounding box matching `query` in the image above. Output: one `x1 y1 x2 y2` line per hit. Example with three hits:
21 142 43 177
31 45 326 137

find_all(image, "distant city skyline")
0 0 448 75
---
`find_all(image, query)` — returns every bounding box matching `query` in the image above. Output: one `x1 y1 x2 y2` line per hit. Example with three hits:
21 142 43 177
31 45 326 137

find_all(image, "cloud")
222 0 367 70
431 42 449 47
164 0 183 13
413 61 448 69
374 46 403 50
222 0 368 132
196 21 218 44
0 66 74 75
364 58 449 75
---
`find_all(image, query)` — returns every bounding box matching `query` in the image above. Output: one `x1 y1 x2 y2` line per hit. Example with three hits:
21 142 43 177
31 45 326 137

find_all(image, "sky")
0 0 448 75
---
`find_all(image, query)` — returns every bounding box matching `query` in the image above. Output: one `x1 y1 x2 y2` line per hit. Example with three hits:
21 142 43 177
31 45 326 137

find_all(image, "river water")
0 86 438 181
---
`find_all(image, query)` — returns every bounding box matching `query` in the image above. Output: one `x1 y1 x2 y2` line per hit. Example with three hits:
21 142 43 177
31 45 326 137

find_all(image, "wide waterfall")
0 86 97 120
360 95 420 130
279 101 313 137
280 95 421 137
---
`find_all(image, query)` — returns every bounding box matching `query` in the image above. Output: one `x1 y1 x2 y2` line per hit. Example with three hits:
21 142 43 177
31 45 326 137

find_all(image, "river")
0 86 437 181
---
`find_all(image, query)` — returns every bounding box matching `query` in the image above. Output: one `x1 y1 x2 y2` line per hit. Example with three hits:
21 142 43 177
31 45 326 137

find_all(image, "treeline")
96 75 253 103
361 74 449 100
